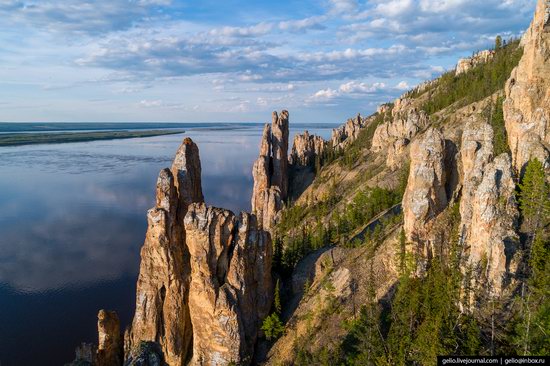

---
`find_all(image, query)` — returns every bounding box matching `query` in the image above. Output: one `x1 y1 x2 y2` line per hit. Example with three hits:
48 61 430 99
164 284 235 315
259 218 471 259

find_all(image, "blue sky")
0 0 536 123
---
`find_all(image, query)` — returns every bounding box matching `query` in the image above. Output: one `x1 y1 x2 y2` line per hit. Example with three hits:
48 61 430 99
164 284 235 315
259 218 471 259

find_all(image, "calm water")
0 123 334 366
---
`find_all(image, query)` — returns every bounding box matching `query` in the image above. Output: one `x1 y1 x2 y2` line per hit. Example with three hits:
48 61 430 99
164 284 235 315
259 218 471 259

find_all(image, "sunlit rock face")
459 119 520 296
289 130 327 167
126 138 204 366
251 111 290 232
184 203 272 366
504 0 550 173
116 135 272 366
97 310 123 366
455 50 495 75
330 113 364 150
402 128 448 244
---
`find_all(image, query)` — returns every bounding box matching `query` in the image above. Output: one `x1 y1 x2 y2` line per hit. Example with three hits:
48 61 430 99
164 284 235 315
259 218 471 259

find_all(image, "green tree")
261 313 285 341
274 279 282 315
495 35 503 50
511 158 550 355
519 159 550 234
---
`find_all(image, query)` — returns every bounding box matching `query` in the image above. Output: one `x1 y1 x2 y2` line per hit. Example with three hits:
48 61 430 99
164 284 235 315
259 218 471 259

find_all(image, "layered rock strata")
504 0 550 172
252 111 290 232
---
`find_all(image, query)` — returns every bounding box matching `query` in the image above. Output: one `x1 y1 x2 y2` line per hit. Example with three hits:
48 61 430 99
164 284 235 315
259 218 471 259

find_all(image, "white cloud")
395 81 410 90
339 81 386 93
329 0 358 14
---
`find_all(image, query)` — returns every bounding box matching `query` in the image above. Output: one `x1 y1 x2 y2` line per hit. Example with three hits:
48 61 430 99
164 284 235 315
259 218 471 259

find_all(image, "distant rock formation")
330 113 364 150
456 50 495 75
289 130 327 167
504 0 550 172
252 111 290 232
459 119 519 296
402 128 448 245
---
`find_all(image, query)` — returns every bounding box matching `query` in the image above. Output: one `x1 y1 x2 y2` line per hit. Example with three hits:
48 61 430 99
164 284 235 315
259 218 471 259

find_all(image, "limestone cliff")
371 97 429 169
125 138 204 366
459 119 520 295
402 128 448 245
251 111 290 232
120 136 272 366
184 204 272 365
330 113 364 149
504 0 550 172
289 130 327 167
97 310 123 366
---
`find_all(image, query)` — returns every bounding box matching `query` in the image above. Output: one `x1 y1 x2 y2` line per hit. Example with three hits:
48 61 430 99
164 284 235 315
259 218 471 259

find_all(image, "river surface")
0 123 334 366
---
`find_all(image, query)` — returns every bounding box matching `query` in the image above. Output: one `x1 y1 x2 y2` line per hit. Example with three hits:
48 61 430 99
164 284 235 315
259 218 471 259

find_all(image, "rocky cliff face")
68 310 122 366
459 119 520 295
125 138 204 366
97 310 123 366
113 136 272 366
330 113 364 149
402 128 449 245
289 130 327 167
504 0 550 172
456 50 495 75
371 97 429 169
252 111 290 232
184 204 272 365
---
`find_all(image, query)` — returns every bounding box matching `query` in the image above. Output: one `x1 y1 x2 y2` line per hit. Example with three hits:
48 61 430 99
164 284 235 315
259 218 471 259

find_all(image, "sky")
0 0 537 123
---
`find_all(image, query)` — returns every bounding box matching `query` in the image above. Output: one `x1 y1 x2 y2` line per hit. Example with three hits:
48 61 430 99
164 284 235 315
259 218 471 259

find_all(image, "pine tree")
495 35 503 50
519 158 550 234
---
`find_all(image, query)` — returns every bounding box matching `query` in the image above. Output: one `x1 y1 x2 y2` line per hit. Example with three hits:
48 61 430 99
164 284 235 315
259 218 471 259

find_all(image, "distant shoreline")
0 129 186 147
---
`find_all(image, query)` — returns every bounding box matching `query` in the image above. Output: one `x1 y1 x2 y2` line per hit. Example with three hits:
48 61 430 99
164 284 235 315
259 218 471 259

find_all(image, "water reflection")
0 124 334 365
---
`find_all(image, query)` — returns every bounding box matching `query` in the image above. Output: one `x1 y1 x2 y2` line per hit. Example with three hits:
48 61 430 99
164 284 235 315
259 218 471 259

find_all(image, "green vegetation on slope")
416 39 522 115
275 182 405 277
0 129 186 147
292 160 550 365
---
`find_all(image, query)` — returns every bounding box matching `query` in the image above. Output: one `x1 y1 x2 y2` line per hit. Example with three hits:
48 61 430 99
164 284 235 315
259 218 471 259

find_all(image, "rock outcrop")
125 138 204 366
68 310 122 366
504 0 550 172
372 97 429 169
371 98 429 152
466 155 519 294
97 310 123 366
459 119 519 295
184 203 272 365
403 128 448 244
456 50 495 75
331 113 364 150
289 130 327 167
119 135 273 366
252 111 290 231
